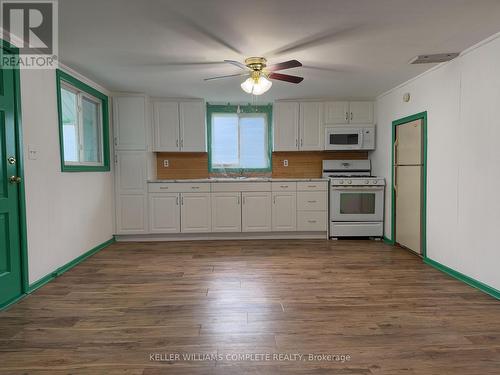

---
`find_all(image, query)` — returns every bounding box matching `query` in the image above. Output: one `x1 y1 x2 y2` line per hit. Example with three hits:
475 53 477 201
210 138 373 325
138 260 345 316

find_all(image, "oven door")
325 128 363 150
330 186 384 222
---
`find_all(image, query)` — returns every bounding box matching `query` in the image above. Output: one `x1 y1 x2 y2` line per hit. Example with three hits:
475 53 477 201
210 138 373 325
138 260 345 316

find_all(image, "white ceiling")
59 0 500 102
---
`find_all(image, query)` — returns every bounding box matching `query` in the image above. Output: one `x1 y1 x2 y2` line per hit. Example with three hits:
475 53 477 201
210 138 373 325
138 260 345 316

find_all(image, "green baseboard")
424 257 500 300
27 238 115 294
0 294 26 311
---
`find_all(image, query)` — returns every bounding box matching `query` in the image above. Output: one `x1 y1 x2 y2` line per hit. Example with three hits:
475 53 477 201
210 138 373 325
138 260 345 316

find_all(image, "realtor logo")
1 0 58 68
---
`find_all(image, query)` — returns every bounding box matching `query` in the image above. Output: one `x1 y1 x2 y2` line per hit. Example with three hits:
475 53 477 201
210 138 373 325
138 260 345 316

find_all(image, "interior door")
0 65 23 306
394 119 423 254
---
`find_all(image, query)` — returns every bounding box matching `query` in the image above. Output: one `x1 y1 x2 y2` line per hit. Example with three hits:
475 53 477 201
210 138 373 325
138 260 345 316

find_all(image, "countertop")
148 178 328 183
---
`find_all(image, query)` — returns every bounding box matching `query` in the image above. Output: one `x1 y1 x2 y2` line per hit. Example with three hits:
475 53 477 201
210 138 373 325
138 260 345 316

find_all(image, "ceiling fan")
204 57 304 95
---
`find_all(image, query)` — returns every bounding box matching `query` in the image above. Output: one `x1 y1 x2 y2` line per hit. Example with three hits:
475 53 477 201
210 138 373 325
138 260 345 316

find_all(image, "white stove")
322 160 385 238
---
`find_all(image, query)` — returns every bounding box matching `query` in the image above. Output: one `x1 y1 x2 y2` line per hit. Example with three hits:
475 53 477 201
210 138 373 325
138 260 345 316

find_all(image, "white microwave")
325 126 375 150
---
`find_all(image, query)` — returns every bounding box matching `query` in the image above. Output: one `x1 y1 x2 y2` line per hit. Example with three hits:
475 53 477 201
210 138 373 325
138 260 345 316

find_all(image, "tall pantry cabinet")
113 94 151 234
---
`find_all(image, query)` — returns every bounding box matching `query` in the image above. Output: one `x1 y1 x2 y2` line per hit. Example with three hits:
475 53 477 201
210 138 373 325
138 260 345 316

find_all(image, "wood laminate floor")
1 240 499 374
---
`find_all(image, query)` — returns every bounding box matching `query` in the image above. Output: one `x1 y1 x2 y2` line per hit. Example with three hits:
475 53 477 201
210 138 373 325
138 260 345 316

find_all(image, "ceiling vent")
409 53 459 64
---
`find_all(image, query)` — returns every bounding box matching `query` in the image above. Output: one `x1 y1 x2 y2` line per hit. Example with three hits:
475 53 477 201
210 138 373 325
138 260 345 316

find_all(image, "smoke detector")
409 53 459 64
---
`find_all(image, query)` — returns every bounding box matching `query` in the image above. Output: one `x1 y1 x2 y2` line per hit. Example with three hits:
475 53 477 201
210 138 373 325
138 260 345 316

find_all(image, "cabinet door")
181 193 211 233
242 192 272 232
299 102 323 151
153 101 180 151
116 194 147 234
323 101 349 124
115 151 148 234
113 96 147 150
349 101 374 124
116 151 147 194
273 102 299 151
179 101 206 152
211 193 241 232
272 192 297 231
149 193 180 233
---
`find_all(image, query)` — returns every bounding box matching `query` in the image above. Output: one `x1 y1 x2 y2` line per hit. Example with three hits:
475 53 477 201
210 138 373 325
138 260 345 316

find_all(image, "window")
208 104 272 172
56 70 110 172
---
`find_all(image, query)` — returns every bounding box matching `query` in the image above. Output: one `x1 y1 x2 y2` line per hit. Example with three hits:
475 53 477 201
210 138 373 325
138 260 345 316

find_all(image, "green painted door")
0 65 23 307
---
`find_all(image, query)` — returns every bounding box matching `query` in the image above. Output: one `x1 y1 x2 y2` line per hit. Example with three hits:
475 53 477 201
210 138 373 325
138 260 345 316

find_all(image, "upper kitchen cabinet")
273 102 299 151
152 100 206 152
323 101 349 124
179 101 206 152
152 101 180 151
113 95 148 150
324 101 374 125
348 101 374 124
299 102 323 151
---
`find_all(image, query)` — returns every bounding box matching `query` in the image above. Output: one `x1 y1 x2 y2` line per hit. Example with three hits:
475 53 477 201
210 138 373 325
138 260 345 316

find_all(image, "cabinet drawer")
272 182 297 191
297 181 327 191
297 191 327 211
298 211 327 231
211 182 271 192
148 183 211 193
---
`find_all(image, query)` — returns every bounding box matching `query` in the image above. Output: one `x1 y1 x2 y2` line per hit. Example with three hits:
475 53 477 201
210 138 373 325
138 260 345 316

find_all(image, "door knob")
9 176 21 184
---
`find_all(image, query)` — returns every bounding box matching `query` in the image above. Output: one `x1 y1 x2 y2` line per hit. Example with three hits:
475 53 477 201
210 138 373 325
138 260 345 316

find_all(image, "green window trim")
207 103 273 173
56 69 110 172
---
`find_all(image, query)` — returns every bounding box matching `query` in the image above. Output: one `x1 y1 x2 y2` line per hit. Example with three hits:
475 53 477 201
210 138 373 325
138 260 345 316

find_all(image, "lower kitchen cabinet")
242 192 272 232
272 192 297 231
181 193 212 233
117 194 147 234
211 192 241 232
149 193 180 233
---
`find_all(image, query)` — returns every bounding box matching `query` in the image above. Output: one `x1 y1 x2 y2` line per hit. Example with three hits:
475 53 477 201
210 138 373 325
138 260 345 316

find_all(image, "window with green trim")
56 70 110 172
208 104 272 172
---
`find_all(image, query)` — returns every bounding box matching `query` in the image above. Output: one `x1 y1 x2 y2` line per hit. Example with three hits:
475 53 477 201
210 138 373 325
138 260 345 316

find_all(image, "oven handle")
331 186 385 191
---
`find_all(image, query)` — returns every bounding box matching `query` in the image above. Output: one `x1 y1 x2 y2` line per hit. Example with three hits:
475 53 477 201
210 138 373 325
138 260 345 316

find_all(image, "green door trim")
389 111 427 257
0 39 29 299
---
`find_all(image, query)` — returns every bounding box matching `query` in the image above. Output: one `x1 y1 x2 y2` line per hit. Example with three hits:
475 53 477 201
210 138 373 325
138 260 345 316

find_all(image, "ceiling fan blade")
224 60 249 70
268 72 304 84
204 72 249 81
267 60 302 72
265 25 363 56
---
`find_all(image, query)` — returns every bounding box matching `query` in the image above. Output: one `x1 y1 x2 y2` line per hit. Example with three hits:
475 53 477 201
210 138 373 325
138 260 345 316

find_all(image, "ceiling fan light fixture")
240 74 272 96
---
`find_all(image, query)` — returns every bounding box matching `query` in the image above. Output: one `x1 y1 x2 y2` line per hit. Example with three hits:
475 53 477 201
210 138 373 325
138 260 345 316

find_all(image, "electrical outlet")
163 160 169 167
283 159 288 167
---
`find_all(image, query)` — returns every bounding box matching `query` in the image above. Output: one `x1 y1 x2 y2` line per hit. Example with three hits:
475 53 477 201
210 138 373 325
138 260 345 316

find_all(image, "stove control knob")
339 180 344 184
372 180 378 184
365 180 369 184
347 180 352 184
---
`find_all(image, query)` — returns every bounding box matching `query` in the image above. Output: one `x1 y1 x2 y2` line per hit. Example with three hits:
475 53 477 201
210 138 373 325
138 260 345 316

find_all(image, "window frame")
207 104 273 173
56 69 110 172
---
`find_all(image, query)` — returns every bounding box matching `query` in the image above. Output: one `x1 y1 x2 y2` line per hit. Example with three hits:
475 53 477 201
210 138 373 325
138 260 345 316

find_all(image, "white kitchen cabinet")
211 192 241 232
149 193 180 233
241 192 272 232
349 101 374 124
181 193 211 233
113 95 147 150
273 102 299 151
299 102 323 151
179 101 206 152
152 101 179 151
115 151 148 234
272 192 297 231
324 101 349 124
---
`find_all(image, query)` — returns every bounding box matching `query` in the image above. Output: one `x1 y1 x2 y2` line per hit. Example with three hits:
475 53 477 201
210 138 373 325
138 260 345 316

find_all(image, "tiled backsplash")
156 151 368 179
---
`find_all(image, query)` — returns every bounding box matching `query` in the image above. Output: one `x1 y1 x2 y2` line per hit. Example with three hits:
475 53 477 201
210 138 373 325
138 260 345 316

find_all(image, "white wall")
20 67 114 284
372 33 500 290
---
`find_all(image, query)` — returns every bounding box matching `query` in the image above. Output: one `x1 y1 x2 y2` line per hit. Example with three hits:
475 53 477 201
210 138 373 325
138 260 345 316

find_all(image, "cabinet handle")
237 196 240 205
176 196 179 205
300 139 303 147
295 139 298 147
176 139 179 147
307 185 316 188
180 139 184 148
273 196 276 204
181 196 184 205
159 186 169 190
280 185 288 188
350 112 353 121
242 197 246 205
114 137 118 146
345 112 349 121
307 200 317 203
307 220 317 223
191 186 200 190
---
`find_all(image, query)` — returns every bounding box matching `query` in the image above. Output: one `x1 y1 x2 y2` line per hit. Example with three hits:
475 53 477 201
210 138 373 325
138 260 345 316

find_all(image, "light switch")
163 160 169 167
28 145 38 160
283 160 288 167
